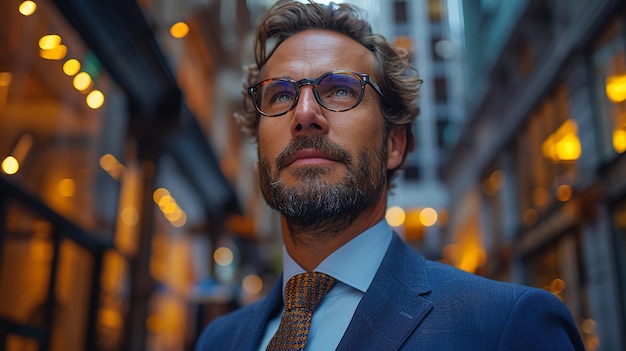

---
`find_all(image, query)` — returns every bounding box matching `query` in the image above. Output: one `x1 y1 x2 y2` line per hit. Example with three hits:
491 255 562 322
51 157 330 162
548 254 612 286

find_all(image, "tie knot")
284 272 337 312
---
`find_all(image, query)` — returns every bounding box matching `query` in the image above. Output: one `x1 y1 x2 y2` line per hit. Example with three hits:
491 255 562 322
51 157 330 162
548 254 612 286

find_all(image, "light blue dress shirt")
258 219 393 350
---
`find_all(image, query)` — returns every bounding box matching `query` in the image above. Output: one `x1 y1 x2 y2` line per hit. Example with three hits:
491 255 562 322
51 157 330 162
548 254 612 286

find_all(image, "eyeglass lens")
254 73 363 116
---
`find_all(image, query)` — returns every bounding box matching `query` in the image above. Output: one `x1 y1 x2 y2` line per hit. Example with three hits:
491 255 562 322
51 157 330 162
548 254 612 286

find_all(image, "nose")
290 86 329 136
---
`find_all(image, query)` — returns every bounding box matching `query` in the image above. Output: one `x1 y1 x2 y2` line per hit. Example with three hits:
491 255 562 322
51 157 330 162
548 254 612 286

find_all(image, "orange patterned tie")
266 272 337 351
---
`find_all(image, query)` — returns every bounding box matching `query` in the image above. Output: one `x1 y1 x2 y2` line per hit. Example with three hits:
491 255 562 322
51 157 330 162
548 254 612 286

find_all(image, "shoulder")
418 260 584 349
194 298 267 351
421 259 534 309
421 259 568 311
384 235 533 302
497 287 585 350
424 259 527 292
194 274 283 351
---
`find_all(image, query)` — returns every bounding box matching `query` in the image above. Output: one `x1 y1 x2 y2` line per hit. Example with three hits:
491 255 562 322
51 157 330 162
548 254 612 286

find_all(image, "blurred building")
441 0 626 350
376 0 465 258
2 0 625 350
0 0 247 349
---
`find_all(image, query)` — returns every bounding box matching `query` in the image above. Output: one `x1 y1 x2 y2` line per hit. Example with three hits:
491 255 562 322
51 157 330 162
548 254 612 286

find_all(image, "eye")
260 80 296 107
270 91 295 104
318 74 361 103
330 86 353 99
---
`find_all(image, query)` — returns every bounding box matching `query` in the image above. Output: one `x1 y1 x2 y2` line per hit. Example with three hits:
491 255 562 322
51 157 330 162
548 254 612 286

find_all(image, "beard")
258 134 388 237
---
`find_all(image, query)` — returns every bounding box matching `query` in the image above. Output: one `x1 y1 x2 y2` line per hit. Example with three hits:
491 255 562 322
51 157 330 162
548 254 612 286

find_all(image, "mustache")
275 136 352 171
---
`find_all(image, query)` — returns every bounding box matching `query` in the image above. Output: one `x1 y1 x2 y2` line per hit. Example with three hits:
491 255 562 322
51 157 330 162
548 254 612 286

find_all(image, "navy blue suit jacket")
195 234 585 350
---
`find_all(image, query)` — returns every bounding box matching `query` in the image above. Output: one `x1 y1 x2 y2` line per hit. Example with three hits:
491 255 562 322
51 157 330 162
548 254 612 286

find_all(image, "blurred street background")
1 0 625 350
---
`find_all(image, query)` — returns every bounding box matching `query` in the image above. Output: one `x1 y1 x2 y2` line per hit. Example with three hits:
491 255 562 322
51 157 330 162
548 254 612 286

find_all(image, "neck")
280 197 387 271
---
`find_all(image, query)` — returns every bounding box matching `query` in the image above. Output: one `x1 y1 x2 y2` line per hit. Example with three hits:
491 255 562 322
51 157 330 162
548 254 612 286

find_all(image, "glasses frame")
247 70 384 117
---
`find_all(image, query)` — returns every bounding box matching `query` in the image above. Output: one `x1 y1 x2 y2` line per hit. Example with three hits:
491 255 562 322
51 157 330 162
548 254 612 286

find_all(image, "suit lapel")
336 234 433 351
240 277 284 351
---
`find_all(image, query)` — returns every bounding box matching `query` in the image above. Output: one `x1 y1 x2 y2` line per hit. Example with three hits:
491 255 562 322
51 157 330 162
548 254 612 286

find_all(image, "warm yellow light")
86 89 105 109
0 72 12 86
522 208 538 225
613 128 626 153
99 307 123 329
393 36 413 53
532 187 549 206
606 74 626 103
57 178 75 197
556 184 573 202
73 72 92 91
162 202 177 214
171 211 187 227
550 278 566 294
99 153 125 180
39 34 61 50
12 134 33 161
542 119 581 162
121 206 139 225
99 154 117 171
166 207 183 221
419 207 438 227
214 247 234 266
146 314 165 333
385 206 406 227
158 194 174 208
582 319 596 334
403 208 425 241
242 274 263 294
19 1 37 16
39 44 67 60
482 170 504 196
153 188 170 203
2 156 19 175
170 22 189 38
457 247 486 273
443 243 486 273
151 187 187 227
63 58 81 76
555 133 581 161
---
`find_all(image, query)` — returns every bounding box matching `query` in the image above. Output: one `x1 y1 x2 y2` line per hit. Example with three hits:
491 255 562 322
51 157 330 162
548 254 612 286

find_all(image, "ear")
386 125 407 170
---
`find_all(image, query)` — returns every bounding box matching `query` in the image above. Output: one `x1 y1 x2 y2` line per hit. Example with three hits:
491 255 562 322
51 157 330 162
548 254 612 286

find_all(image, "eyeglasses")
248 71 384 117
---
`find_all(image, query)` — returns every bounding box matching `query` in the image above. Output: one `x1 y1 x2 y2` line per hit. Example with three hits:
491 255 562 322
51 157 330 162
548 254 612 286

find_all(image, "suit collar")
242 277 284 351
336 234 433 351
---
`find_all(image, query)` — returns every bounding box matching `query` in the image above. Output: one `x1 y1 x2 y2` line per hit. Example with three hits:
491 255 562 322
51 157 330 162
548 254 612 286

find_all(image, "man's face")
256 30 401 230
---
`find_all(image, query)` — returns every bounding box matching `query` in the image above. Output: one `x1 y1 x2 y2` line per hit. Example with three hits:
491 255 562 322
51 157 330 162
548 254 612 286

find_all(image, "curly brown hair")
236 0 421 173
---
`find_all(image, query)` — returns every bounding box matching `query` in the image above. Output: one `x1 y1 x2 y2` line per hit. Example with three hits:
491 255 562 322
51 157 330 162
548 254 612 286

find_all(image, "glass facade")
1 0 240 349
0 1 128 349
2 0 626 349
611 199 626 339
454 1 626 350
592 16 626 158
0 0 123 235
515 85 578 227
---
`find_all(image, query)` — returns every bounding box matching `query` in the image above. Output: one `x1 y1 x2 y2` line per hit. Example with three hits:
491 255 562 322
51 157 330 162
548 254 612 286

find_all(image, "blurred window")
611 199 626 341
0 0 125 235
0 0 129 349
592 16 626 159
428 0 443 23
515 84 578 226
524 230 593 347
394 0 408 24
434 77 448 102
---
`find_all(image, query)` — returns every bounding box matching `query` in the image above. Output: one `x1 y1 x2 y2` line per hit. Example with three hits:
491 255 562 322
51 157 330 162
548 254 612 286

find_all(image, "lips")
276 136 351 171
283 148 339 167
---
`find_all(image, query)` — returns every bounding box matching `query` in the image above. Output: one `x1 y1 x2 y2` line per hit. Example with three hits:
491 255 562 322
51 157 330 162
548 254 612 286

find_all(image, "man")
195 1 585 350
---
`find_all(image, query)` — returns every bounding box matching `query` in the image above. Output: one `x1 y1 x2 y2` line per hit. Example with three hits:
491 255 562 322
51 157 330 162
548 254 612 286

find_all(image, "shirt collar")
281 219 393 297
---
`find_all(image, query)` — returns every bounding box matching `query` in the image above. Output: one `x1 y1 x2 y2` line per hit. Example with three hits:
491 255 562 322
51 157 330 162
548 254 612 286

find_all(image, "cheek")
258 120 287 161
332 116 385 148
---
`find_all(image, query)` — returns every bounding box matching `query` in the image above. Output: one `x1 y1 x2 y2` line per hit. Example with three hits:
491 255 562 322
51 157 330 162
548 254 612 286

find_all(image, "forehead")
260 29 376 80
